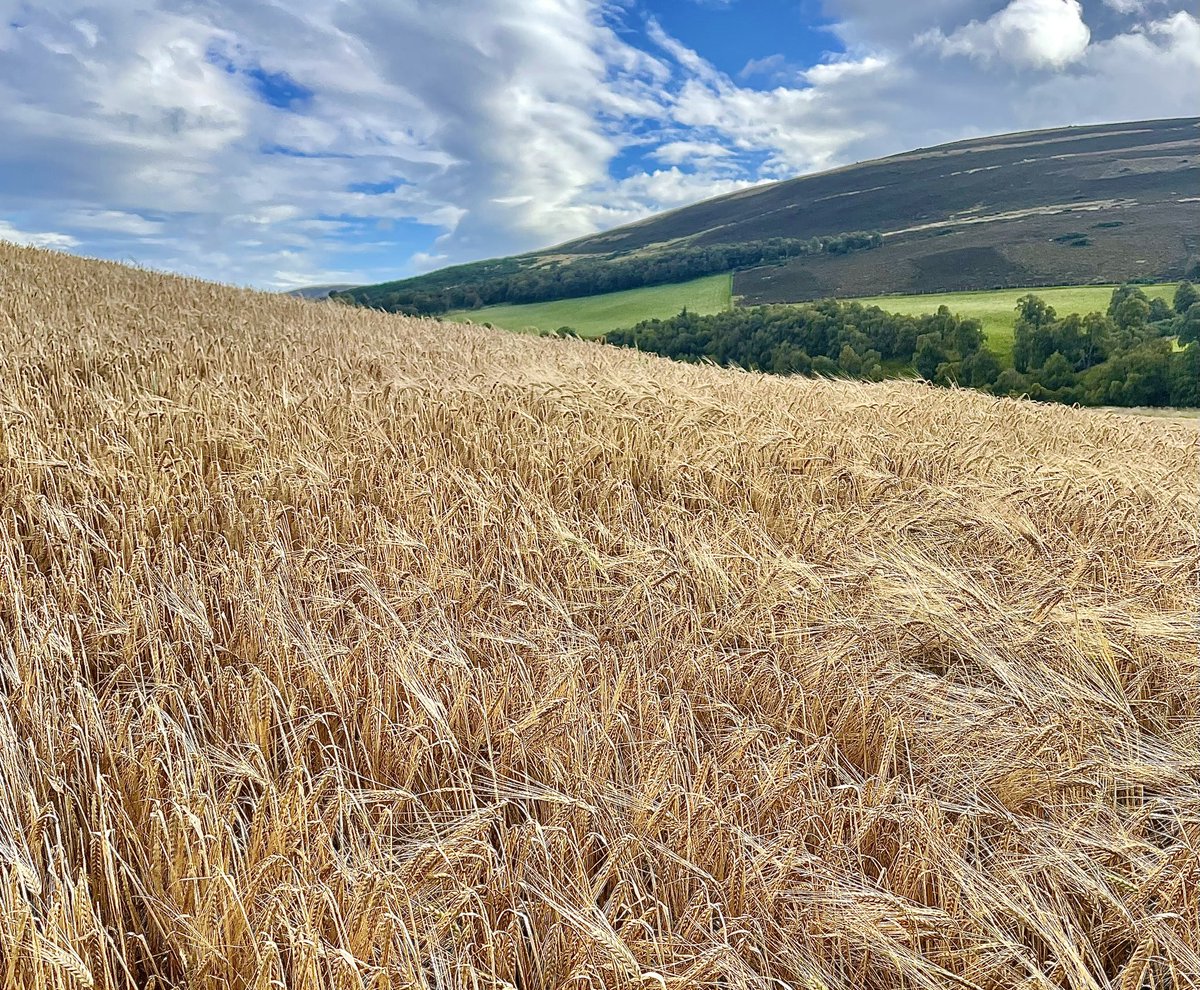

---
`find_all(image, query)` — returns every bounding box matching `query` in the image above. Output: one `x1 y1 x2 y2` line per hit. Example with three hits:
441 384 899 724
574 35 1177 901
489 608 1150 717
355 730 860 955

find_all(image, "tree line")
995 282 1200 406
332 232 883 315
601 282 1200 408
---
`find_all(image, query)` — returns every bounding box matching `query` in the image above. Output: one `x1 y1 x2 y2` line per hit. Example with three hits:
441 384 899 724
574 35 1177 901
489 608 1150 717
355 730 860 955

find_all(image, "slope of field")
1 243 1198 989
446 272 731 337
848 282 1179 360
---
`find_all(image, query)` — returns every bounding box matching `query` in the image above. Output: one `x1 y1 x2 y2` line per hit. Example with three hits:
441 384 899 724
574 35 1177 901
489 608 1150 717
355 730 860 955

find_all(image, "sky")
0 0 1196 289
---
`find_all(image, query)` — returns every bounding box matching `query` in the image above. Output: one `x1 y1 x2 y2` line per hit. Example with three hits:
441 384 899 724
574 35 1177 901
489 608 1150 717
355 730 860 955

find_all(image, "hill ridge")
355 117 1194 309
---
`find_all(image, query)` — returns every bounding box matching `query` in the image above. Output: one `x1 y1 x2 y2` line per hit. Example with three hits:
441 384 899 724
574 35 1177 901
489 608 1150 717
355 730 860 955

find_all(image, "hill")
565 117 1200 301
340 118 1199 316
286 282 358 299
1 243 1198 989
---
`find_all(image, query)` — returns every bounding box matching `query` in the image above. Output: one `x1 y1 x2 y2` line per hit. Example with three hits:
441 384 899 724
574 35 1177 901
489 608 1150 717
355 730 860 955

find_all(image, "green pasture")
449 277 1180 361
848 283 1178 360
446 274 732 338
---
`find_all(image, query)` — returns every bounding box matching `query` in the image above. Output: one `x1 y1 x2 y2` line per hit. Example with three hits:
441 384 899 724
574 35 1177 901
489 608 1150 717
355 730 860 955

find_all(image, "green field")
446 274 732 337
449 277 1181 360
848 283 1178 360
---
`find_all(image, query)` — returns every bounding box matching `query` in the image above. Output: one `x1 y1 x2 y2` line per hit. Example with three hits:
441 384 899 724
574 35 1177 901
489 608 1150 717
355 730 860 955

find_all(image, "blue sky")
638 1 833 78
0 0 1196 289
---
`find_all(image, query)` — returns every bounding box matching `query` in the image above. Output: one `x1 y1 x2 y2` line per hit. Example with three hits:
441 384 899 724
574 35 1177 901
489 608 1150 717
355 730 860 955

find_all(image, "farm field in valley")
446 273 732 337
846 282 1179 359
450 275 1178 366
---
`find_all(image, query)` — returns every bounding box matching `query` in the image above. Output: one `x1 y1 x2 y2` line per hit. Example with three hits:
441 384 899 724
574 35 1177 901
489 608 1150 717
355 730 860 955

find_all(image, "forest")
602 282 1200 408
333 232 883 315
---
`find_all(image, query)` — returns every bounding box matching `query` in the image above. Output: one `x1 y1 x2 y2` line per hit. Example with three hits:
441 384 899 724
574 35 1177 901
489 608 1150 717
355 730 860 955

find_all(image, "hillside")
341 118 1199 317
286 282 358 300
566 117 1200 300
1 243 1198 989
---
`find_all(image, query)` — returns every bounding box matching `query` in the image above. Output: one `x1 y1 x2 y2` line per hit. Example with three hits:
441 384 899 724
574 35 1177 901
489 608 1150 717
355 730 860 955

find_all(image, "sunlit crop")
1 243 1197 989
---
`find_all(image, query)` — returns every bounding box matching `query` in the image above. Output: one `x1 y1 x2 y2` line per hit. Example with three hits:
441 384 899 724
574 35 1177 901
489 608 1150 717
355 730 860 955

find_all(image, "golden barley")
0 242 1197 988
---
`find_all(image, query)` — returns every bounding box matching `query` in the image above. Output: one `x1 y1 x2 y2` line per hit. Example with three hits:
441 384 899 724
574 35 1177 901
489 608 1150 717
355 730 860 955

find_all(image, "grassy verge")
847 283 1178 361
446 273 732 337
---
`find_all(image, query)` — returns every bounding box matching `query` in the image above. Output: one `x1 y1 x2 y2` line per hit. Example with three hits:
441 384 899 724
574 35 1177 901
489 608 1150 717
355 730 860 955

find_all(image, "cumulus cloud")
331 0 671 258
0 220 79 249
924 0 1092 68
1020 9 1200 118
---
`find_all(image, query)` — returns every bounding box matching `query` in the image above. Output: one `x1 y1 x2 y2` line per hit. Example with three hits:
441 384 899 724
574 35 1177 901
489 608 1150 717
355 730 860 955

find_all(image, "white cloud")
62 210 163 236
803 55 890 85
660 33 891 176
1017 9 1200 117
0 220 79 249
739 54 789 81
336 0 671 255
606 168 762 213
1101 0 1165 11
818 1 986 47
266 265 366 291
924 0 1092 69
652 140 733 165
411 251 449 272
0 0 675 283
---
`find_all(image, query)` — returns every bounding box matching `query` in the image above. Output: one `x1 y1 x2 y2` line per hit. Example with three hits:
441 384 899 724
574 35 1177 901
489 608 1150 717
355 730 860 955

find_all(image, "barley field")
1 242 1198 990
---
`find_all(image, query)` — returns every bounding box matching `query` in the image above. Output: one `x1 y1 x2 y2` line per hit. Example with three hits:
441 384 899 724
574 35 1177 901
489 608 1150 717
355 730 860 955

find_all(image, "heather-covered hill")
568 117 1200 300
343 118 1200 314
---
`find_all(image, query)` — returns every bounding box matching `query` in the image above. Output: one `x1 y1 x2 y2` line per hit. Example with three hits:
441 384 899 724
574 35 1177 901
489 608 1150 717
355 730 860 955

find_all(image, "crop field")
1 243 1198 989
445 272 731 336
848 282 1179 360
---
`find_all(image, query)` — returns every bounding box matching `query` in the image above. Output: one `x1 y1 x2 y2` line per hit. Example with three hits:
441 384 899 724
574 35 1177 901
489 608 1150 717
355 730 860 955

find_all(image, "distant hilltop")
339 117 1200 314
560 116 1200 304
286 283 358 300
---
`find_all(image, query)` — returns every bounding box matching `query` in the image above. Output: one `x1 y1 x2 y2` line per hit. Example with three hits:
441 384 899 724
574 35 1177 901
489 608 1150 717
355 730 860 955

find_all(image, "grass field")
446 272 731 336
3 243 1199 989
849 282 1179 359
449 277 1179 362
